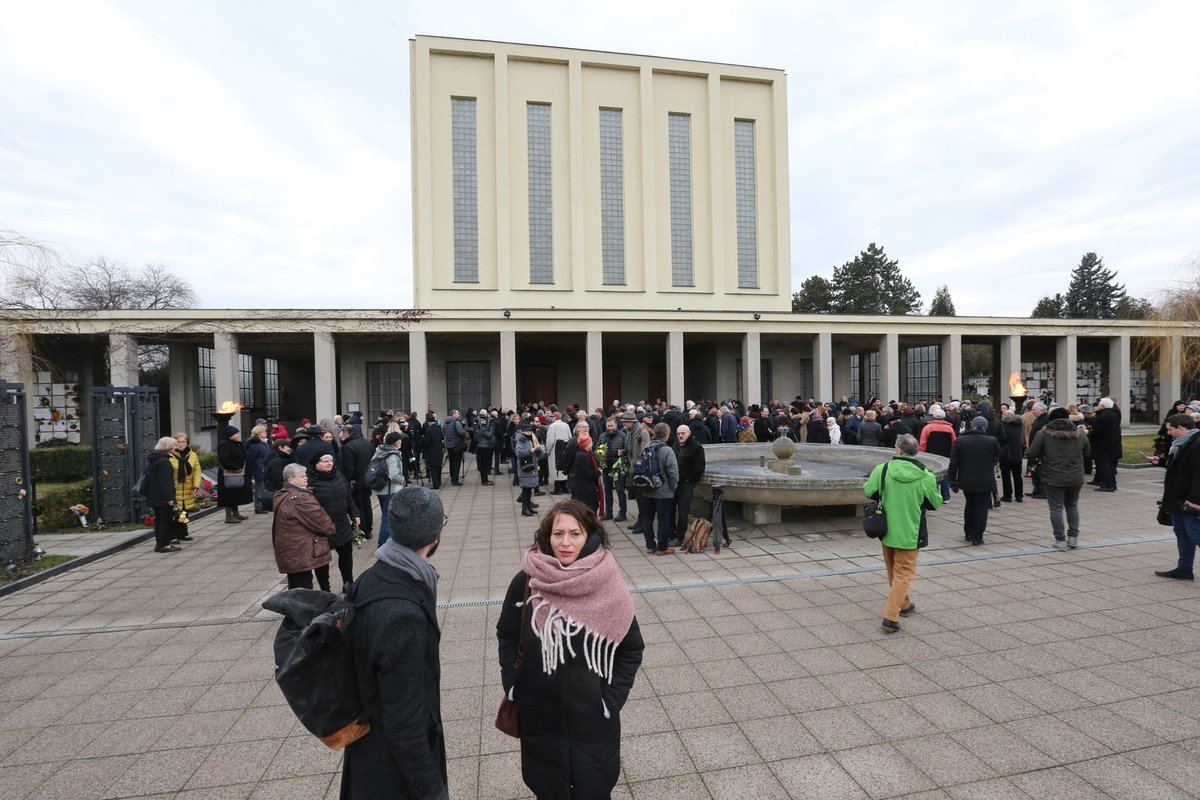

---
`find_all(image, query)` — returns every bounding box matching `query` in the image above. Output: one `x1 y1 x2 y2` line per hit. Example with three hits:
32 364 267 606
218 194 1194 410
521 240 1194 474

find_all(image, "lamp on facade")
753 313 761 321
503 309 511 318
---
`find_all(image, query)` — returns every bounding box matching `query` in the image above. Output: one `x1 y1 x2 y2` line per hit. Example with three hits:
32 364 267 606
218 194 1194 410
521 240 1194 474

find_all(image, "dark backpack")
364 452 395 491
631 441 665 489
261 576 430 750
554 437 568 466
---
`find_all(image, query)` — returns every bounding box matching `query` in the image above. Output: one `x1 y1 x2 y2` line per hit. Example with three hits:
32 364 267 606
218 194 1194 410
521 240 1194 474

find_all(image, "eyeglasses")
442 514 449 529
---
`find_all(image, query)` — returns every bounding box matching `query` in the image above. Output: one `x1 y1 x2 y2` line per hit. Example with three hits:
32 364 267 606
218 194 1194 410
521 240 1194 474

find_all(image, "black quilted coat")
308 468 359 548
496 571 644 800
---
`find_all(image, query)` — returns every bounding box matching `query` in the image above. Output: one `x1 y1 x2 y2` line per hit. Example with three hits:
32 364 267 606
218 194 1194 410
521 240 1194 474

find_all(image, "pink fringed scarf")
521 545 634 683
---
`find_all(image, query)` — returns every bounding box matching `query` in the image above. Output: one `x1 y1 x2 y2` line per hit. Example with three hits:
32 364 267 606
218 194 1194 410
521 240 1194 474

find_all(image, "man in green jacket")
864 434 944 633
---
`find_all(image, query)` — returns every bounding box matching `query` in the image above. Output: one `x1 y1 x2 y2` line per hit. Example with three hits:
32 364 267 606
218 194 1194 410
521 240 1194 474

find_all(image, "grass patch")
37 522 151 535
1119 433 1158 464
0 554 75 585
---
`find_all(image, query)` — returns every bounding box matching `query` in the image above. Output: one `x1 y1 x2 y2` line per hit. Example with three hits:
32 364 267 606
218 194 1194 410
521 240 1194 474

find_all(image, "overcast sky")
2 1 1197 316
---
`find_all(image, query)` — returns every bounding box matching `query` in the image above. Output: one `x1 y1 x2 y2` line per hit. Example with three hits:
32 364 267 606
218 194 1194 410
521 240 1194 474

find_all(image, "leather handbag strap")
513 577 532 670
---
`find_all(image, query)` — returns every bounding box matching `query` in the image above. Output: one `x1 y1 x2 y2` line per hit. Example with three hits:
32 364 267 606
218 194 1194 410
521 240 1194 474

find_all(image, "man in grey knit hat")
341 487 448 800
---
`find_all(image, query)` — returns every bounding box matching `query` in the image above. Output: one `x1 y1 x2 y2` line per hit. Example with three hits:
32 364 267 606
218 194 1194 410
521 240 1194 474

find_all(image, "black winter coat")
947 430 1000 493
339 427 375 487
341 563 446 800
308 468 360 548
294 439 336 472
568 449 601 511
264 447 292 492
496 571 644 800
423 423 445 466
999 413 1025 464
217 438 252 507
1160 432 1200 511
143 450 175 508
1091 407 1123 457
675 438 706 485
245 437 270 481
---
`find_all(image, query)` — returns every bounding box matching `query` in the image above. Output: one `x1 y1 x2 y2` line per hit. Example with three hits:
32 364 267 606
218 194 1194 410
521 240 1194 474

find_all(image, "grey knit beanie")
971 416 988 431
387 487 445 550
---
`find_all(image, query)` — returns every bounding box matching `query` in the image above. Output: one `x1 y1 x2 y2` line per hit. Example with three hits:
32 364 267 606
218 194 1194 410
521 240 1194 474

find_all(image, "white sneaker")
1053 540 1069 551
1067 536 1078 549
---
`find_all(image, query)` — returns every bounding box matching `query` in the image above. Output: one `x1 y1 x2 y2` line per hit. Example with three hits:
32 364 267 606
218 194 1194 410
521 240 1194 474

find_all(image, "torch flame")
217 401 244 414
1008 372 1026 396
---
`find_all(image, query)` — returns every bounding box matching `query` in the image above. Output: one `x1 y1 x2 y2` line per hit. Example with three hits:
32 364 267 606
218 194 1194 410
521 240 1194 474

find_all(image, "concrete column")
107 333 139 387
999 334 1022 390
409 330 428 415
879 333 900 403
0 331 36 440
313 332 338 422
941 333 962 402
212 332 239 409
1162 336 1183 416
1055 334 1078 406
499 330 517 411
815 332 832 402
1108 334 1131 428
667 331 685 408
741 331 761 406
167 343 189 435
586 331 605 413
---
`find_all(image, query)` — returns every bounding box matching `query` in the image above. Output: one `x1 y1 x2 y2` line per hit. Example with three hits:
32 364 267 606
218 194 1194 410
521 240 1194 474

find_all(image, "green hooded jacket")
863 456 943 550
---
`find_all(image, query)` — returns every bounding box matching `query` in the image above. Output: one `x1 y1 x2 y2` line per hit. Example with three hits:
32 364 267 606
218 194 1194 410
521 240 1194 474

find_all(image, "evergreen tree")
1031 293 1065 318
1114 295 1153 320
928 285 956 316
1063 252 1126 319
791 275 836 313
830 243 922 315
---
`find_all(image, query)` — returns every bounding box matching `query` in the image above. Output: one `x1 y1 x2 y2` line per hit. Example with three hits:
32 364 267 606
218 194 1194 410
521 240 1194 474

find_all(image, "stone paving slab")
1 467 1197 798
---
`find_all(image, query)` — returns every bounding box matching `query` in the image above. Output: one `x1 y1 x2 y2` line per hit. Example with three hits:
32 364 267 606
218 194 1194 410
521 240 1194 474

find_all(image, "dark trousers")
635 494 655 538
287 565 330 591
674 482 696 540
332 542 353 588
476 448 493 481
448 449 464 484
351 487 373 534
654 497 674 552
1094 452 1117 490
153 505 173 549
377 492 392 546
963 491 991 543
603 473 627 518
1000 460 1023 500
427 458 442 489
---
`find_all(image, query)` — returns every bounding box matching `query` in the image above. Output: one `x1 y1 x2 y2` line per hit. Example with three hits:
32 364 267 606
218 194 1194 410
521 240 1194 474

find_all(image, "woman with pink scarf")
496 500 644 800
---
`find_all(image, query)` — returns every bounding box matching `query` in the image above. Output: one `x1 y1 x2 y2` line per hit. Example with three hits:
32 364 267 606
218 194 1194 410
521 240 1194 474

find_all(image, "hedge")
30 445 92 484
198 451 218 470
34 479 94 531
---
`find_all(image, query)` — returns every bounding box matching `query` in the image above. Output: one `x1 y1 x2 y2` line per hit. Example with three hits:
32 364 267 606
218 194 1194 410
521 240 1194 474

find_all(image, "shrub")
30 445 92 484
198 451 218 470
34 479 94 531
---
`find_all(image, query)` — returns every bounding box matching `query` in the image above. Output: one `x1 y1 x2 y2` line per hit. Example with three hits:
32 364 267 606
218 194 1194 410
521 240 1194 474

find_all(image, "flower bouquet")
68 504 90 527
174 507 190 525
352 526 367 548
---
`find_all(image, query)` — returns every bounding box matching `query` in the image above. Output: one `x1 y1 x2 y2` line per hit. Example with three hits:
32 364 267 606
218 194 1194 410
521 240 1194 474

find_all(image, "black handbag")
495 581 531 738
1157 502 1172 526
863 464 889 539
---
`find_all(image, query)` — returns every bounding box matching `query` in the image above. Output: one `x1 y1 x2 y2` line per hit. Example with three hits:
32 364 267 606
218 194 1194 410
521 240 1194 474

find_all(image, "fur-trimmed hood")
1041 418 1083 440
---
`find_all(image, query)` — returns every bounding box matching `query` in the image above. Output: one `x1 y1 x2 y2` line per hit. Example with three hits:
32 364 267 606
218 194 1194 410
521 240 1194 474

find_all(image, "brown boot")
232 506 248 521
225 507 243 524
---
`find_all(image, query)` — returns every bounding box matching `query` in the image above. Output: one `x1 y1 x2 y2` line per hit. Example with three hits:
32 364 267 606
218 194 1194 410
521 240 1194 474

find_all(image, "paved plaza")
2 466 1198 799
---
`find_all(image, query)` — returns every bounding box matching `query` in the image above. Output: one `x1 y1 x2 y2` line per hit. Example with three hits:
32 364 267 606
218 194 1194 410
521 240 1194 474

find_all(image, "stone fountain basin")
695 443 950 521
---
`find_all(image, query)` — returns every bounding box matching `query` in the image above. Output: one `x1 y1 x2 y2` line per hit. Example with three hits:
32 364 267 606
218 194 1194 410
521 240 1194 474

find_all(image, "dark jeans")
448 448 464 483
999 460 1023 500
1170 511 1200 570
427 457 443 489
603 473 627 518
332 542 353 587
287 565 331 591
674 482 696 540
153 505 173 549
1094 452 1117 490
963 491 991 543
653 497 674 552
377 492 392 546
1043 484 1081 540
351 487 372 534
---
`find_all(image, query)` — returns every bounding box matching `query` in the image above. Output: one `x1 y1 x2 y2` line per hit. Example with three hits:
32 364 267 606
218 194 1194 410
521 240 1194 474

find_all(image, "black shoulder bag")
863 463 889 539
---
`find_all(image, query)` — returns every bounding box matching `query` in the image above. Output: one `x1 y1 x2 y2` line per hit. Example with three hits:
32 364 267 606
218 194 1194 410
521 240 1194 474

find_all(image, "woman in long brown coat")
272 463 334 590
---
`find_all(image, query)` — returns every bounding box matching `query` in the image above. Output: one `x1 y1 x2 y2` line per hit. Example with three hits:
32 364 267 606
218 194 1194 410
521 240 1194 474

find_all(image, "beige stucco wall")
411 36 791 313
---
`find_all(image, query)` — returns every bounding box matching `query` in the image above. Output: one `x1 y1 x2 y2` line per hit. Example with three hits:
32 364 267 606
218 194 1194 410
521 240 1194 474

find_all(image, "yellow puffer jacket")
169 447 203 510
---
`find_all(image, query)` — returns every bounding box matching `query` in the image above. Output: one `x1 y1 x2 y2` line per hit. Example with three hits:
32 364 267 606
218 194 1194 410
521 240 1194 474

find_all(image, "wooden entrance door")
521 365 557 406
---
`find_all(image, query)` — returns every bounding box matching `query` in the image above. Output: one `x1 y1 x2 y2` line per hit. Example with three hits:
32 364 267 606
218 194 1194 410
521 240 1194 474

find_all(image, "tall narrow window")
263 357 279 418
446 361 491 412
734 119 758 288
668 113 693 286
197 346 215 426
599 108 625 285
527 102 554 284
238 353 255 408
452 97 478 282
905 345 940 405
367 362 411 424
